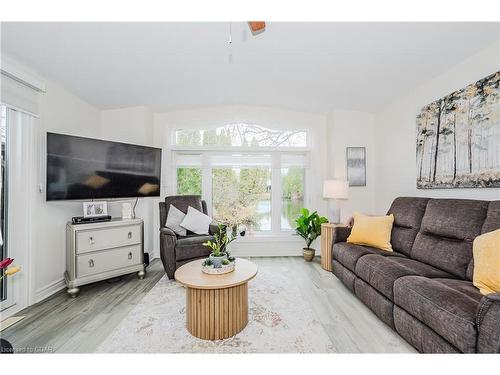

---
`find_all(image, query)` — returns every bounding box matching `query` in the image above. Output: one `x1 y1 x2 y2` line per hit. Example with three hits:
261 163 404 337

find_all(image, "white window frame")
171 148 310 237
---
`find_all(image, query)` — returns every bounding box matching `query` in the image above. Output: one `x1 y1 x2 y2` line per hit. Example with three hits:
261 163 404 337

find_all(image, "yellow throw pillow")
473 229 500 295
347 213 394 251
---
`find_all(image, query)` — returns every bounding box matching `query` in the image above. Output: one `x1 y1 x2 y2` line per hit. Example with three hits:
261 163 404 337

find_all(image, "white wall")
326 110 376 222
374 41 500 213
33 78 102 302
100 106 158 259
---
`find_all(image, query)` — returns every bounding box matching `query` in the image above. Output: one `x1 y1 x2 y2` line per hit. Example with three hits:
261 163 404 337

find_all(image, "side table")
321 223 347 272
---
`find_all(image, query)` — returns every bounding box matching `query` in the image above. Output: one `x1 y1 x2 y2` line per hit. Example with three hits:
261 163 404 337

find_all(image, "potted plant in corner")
295 208 328 262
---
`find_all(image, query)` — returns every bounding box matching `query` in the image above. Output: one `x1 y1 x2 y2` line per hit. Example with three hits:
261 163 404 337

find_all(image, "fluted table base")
185 283 248 340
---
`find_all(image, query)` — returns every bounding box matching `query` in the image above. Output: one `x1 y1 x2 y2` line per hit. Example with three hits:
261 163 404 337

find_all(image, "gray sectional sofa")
331 197 500 353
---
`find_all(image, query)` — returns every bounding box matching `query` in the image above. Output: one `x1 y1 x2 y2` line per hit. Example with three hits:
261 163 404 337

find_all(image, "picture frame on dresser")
83 201 108 218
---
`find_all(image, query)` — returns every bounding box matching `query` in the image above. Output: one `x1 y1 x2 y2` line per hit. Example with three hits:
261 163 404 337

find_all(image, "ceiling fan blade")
248 21 266 35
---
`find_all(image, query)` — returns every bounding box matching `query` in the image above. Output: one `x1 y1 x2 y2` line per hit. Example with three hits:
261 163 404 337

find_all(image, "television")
46 132 162 201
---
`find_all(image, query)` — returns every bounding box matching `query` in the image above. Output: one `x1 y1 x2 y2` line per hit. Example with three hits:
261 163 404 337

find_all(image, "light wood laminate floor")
1 257 415 353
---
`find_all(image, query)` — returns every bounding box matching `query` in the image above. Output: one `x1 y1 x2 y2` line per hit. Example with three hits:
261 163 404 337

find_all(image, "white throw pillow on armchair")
166 204 187 236
180 206 213 235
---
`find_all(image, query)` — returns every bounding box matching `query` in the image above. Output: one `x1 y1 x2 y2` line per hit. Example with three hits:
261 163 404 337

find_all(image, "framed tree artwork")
416 71 499 188
346 147 366 186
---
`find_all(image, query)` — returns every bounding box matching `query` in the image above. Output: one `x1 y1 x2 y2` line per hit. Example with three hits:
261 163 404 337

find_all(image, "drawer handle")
89 259 95 268
128 252 133 260
89 236 95 245
128 232 132 239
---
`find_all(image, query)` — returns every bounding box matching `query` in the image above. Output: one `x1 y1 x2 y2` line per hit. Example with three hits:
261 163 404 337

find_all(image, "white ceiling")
1 22 499 113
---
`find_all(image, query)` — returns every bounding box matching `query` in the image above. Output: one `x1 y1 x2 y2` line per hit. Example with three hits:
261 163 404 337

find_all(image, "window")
281 167 305 230
176 168 202 195
212 167 271 231
175 124 307 148
173 125 308 234
0 106 7 301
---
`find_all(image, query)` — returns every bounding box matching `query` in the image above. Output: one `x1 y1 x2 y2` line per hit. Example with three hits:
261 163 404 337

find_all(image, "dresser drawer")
76 224 141 254
76 245 142 278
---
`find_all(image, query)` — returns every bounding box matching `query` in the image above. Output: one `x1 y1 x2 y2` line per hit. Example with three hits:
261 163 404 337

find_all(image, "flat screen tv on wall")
46 132 162 201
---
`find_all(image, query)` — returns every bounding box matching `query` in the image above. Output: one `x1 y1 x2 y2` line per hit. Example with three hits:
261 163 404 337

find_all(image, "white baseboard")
229 237 305 257
34 278 65 303
151 237 309 258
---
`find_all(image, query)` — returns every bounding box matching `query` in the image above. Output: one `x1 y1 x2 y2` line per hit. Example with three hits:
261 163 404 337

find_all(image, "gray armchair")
159 195 223 279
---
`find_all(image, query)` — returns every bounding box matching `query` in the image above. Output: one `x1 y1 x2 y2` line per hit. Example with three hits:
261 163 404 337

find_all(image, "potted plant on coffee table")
202 224 236 273
295 208 328 262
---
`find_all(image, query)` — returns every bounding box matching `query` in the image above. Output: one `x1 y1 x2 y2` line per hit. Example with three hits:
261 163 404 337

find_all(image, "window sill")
233 233 303 243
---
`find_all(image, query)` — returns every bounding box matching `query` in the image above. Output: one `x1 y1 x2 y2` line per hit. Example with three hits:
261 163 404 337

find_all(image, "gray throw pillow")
166 204 187 236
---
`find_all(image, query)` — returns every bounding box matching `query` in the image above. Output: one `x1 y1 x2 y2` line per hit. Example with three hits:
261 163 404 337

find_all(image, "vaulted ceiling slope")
1 22 498 113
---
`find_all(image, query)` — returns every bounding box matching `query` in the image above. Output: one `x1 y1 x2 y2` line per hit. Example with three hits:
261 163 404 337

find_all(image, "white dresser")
64 218 145 297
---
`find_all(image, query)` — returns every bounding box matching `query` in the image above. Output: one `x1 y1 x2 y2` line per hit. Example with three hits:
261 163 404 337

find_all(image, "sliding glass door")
0 106 8 302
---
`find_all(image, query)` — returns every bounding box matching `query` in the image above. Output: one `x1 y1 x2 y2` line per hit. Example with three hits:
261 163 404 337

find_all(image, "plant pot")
303 248 315 262
209 253 228 268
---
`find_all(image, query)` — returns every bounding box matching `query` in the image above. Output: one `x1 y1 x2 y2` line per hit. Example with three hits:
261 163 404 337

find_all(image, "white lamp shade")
323 180 349 200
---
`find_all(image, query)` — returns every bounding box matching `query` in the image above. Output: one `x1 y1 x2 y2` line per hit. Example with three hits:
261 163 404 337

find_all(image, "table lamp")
323 179 349 224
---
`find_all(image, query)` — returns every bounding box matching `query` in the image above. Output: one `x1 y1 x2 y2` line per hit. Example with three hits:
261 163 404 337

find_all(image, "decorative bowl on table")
201 257 236 275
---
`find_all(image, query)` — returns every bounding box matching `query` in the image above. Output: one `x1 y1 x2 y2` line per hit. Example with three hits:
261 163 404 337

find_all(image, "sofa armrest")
476 292 500 353
159 226 177 279
333 226 352 244
160 226 177 239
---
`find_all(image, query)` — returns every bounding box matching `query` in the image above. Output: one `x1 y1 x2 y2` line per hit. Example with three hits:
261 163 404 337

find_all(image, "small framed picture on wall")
83 201 108 218
346 147 366 187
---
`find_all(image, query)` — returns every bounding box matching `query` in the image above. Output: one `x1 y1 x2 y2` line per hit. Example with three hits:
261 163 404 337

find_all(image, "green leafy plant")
203 224 236 257
221 259 230 266
295 208 328 249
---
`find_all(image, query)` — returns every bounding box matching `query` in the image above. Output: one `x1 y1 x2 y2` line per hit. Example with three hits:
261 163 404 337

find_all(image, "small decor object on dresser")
201 223 236 274
416 71 500 189
121 202 133 219
83 201 108 218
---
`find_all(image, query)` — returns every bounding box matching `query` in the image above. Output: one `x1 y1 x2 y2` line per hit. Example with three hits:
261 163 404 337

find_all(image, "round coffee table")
175 258 258 340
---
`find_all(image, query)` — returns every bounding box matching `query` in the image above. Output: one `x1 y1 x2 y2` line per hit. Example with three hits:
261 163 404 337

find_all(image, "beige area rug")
96 266 335 353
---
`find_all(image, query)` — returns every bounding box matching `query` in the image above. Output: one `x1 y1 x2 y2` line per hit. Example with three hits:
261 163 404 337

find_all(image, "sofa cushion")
394 306 460 353
393 276 483 353
420 199 488 240
387 197 429 256
355 255 453 300
175 235 213 261
482 201 500 234
355 277 395 328
411 199 489 279
332 242 405 273
332 260 356 292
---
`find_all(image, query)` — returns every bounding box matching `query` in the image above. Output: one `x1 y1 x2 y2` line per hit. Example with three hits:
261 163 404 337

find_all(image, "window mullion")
271 153 281 235
202 154 212 216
